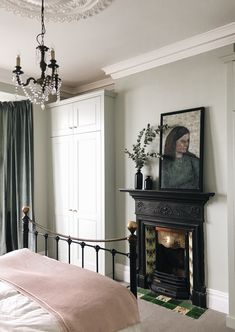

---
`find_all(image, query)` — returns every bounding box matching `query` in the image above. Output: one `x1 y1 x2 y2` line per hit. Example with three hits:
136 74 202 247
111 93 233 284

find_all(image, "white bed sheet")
0 281 62 332
0 281 142 332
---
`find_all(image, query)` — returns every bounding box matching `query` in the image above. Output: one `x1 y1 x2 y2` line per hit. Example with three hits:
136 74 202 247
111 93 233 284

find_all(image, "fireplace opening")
156 227 186 276
150 227 190 299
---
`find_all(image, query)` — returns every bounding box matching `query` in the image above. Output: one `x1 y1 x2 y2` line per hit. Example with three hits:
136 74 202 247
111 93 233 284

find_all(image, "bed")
0 208 141 332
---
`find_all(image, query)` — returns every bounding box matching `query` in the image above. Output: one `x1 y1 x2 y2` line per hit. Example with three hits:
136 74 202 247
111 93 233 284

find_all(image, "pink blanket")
0 249 140 332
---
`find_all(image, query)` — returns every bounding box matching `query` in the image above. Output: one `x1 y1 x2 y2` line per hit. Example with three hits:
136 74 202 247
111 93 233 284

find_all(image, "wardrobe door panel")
50 104 73 137
73 96 101 133
51 136 73 215
74 132 101 218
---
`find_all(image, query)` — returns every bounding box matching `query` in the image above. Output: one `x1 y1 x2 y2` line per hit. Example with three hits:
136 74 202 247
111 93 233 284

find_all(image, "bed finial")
22 206 30 215
127 221 137 235
127 221 137 298
22 206 30 248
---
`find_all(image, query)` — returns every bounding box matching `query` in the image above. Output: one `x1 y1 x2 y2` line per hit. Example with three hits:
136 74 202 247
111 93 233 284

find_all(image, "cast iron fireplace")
120 189 214 308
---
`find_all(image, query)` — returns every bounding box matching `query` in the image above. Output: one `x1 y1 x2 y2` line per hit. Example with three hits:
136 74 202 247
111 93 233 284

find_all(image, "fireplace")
120 189 214 308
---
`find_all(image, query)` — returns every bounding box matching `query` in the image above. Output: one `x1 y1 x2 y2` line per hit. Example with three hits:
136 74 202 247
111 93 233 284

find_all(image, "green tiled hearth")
138 288 206 319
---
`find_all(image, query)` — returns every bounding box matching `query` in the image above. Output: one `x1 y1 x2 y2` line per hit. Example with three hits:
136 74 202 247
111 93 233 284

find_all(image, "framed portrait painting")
159 107 205 192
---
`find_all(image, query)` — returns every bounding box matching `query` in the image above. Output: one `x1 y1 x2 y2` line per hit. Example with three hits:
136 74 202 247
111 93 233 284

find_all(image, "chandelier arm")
21 77 37 86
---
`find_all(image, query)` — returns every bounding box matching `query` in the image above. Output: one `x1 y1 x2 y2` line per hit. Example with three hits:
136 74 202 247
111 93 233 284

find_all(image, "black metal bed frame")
22 207 138 297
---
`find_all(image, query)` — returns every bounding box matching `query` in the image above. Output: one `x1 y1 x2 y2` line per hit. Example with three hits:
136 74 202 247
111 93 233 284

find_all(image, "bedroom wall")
114 46 230 307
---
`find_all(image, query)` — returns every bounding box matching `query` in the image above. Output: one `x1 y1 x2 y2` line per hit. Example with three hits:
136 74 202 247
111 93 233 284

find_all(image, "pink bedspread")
0 249 140 332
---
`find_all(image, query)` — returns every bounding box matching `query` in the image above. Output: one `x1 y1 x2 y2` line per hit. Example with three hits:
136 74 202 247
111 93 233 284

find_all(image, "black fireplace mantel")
120 189 214 203
120 188 215 308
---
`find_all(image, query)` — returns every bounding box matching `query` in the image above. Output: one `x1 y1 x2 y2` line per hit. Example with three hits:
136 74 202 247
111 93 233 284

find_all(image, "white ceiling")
0 0 235 91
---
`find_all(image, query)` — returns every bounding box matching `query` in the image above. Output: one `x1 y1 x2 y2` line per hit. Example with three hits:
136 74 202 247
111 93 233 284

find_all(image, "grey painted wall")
114 46 230 294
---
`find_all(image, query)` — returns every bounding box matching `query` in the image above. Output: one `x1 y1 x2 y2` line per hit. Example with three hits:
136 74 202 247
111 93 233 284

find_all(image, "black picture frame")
159 107 205 192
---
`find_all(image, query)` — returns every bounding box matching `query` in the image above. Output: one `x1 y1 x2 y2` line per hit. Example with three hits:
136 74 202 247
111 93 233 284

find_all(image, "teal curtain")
0 100 34 254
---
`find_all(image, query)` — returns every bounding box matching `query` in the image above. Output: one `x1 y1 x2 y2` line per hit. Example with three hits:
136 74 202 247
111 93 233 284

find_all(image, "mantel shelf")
119 188 215 204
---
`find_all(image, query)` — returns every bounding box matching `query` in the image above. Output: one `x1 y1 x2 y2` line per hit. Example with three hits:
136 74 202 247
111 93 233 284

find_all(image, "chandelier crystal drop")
12 0 61 109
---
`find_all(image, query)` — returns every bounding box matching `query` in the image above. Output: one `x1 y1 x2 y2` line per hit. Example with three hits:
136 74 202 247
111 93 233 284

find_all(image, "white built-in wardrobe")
47 90 115 275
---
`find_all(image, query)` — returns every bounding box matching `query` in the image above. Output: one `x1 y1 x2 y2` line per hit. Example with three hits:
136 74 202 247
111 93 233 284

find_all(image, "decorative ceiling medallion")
0 0 114 22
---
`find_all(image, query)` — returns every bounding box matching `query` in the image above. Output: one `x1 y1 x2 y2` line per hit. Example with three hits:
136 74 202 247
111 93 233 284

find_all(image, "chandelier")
12 0 61 110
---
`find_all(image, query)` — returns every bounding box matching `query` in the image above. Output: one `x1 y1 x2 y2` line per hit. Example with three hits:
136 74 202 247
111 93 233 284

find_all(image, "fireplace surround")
120 189 214 308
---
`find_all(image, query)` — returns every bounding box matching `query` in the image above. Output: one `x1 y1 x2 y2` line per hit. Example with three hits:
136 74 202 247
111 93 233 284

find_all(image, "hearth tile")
161 302 177 310
173 306 190 315
138 287 207 319
180 300 194 309
186 307 206 319
156 294 171 302
168 298 181 305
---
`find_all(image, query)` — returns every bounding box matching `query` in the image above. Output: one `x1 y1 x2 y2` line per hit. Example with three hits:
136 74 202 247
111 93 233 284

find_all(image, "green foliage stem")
124 123 164 169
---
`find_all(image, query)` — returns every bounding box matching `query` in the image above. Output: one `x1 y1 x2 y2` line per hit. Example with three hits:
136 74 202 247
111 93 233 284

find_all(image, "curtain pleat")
0 100 34 254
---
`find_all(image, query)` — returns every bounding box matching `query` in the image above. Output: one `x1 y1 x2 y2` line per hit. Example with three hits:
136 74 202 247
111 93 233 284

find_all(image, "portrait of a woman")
161 126 200 189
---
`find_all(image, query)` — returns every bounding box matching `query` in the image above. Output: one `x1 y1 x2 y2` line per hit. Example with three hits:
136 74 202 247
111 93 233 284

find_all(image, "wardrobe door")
51 135 74 262
71 131 102 271
47 90 115 275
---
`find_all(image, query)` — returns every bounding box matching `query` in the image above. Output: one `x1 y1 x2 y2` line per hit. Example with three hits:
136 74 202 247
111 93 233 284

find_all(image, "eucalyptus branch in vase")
124 123 168 189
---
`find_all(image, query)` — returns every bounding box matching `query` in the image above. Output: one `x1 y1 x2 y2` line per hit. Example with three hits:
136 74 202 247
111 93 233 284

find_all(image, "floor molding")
226 314 235 329
115 262 130 283
115 263 228 314
207 288 228 314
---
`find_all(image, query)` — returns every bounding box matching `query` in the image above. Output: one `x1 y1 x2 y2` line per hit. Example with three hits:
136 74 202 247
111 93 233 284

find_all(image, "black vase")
135 169 143 189
144 176 153 190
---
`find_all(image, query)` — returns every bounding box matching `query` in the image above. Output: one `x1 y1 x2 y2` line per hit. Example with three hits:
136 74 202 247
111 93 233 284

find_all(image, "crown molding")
103 22 235 79
221 53 235 63
61 77 114 96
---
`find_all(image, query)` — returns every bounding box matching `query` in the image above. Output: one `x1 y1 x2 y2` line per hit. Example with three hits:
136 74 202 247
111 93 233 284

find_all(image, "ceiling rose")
0 0 114 22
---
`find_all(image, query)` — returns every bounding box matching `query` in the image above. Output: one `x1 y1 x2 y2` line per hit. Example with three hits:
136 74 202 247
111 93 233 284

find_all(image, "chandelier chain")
36 0 46 46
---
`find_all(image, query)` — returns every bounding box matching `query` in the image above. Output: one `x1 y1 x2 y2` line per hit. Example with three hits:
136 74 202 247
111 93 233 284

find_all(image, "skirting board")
115 263 228 314
207 288 228 314
226 315 235 329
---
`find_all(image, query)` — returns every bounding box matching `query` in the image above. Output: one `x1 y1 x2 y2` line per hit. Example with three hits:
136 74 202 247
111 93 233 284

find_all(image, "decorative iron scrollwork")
154 204 173 216
149 203 202 219
136 201 145 212
173 206 201 218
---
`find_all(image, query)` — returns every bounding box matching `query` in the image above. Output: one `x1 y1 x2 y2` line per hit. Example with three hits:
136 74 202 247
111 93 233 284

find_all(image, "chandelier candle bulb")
51 49 55 60
16 55 20 67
